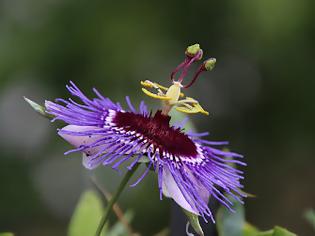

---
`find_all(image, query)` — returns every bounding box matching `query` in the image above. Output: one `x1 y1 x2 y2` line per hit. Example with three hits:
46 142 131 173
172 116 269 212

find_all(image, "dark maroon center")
112 110 197 158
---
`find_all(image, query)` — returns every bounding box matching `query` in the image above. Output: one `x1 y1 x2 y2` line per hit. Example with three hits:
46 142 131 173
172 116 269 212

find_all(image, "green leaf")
68 190 105 236
243 222 259 236
304 209 315 230
272 226 296 236
216 198 245 236
154 228 170 236
0 233 14 236
256 226 296 236
183 209 204 236
256 230 274 236
215 196 296 236
106 211 133 236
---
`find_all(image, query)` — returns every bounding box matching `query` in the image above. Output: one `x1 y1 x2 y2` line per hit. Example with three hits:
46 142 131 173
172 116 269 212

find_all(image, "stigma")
140 43 216 116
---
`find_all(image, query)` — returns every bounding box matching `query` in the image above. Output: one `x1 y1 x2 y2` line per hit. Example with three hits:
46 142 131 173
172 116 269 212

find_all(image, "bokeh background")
0 0 314 235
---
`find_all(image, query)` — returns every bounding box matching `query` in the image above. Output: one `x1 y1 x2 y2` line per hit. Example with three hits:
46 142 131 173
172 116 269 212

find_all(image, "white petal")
58 125 104 169
162 164 210 215
81 153 100 170
162 166 195 212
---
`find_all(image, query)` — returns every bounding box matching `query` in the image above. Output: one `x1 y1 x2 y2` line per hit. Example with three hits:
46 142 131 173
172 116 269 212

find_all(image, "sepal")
183 209 204 236
24 97 53 118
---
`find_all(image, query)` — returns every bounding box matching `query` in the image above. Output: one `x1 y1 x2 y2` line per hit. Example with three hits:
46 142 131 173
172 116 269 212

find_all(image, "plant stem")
90 176 135 235
95 164 140 236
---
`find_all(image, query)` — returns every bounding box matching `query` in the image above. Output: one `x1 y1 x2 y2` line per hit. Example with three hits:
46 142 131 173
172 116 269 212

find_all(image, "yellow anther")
175 102 209 115
181 103 193 109
141 80 155 88
140 80 208 115
141 88 171 100
175 106 196 114
185 97 198 104
152 83 169 92
141 80 184 98
194 103 209 115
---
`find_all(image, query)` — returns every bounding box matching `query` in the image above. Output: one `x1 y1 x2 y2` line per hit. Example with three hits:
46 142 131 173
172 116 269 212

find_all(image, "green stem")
95 164 140 236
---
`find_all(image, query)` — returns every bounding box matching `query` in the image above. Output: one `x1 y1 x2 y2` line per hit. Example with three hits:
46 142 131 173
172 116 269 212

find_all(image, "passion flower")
44 43 246 223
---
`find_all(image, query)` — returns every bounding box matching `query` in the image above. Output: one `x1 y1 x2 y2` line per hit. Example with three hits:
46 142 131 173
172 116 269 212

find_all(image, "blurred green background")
0 0 314 235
